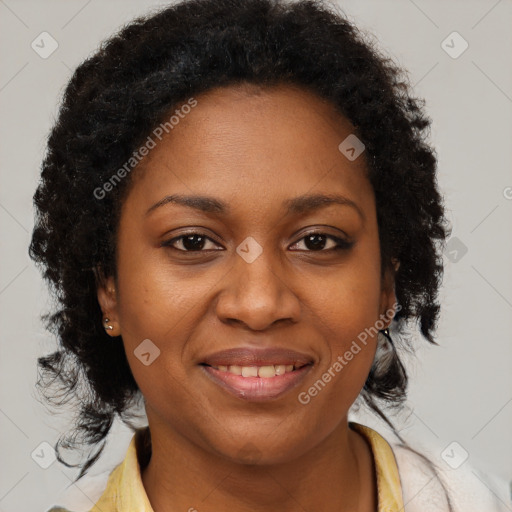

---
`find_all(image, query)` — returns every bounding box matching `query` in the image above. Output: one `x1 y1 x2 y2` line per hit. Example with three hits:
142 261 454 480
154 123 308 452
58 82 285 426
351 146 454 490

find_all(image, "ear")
379 258 400 328
95 265 120 327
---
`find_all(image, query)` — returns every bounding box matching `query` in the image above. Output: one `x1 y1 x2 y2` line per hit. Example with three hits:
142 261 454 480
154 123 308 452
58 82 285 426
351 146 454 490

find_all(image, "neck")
140 414 377 512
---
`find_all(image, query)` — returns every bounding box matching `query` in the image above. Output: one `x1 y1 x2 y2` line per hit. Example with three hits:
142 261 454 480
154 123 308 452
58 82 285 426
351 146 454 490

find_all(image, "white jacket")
390 438 511 511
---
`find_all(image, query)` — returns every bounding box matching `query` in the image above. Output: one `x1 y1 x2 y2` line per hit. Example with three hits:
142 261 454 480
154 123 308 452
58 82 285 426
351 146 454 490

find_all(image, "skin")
97 83 397 512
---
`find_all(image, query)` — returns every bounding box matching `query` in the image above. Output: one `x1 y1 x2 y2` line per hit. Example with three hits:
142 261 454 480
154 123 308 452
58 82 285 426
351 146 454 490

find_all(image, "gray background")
0 0 511 510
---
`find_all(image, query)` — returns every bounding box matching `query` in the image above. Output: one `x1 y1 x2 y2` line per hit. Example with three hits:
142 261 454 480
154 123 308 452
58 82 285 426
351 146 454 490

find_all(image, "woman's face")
98 83 396 464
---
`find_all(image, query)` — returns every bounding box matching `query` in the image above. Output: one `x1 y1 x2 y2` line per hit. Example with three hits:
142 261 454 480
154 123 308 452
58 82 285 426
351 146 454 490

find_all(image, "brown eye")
290 233 353 252
161 233 223 252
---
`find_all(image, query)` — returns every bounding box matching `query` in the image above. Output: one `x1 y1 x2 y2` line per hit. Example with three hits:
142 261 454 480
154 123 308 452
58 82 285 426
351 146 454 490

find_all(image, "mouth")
199 362 313 402
200 362 309 377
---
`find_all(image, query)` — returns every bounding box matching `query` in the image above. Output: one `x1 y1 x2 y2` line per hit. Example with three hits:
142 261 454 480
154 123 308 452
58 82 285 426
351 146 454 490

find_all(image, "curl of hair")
29 0 450 493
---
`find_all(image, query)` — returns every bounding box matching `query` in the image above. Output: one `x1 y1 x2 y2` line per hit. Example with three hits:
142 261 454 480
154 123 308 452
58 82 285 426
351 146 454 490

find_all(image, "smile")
204 363 300 377
199 362 313 401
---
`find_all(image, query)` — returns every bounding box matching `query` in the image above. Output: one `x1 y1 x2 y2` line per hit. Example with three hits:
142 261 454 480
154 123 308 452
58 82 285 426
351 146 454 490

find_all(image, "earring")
380 327 394 345
372 327 396 378
103 317 113 331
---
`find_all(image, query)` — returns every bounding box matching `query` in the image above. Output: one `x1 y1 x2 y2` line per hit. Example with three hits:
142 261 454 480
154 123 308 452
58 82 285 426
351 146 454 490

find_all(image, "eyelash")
161 231 353 253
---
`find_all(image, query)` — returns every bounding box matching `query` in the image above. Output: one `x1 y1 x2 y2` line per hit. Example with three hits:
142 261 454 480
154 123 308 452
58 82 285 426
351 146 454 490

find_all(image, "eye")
161 230 353 253
161 232 223 252
289 232 353 252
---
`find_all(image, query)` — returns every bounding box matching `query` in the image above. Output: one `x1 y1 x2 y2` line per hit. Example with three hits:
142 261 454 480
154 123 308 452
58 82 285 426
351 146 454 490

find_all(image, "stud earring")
103 317 113 331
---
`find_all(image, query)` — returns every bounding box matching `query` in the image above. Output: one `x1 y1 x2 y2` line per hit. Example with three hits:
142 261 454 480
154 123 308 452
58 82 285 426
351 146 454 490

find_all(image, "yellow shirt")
52 421 404 511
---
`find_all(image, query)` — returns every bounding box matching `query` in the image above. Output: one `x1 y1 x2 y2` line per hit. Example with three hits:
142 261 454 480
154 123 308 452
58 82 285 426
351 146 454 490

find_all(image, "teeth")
211 363 299 377
228 365 242 376
241 366 258 377
258 365 276 378
275 365 286 376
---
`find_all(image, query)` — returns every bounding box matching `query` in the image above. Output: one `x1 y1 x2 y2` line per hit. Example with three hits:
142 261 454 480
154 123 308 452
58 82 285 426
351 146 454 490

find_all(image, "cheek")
315 295 379 396
115 240 211 342
309 248 382 388
114 243 228 396
317 245 382 328
318 282 381 355
299 285 380 425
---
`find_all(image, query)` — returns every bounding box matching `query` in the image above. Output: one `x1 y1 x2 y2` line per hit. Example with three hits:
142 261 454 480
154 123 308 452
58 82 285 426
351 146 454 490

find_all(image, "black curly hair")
29 0 452 502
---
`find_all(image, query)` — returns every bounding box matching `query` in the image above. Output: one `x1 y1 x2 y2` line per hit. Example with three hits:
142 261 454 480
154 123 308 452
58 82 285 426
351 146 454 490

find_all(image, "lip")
200 363 313 402
201 347 314 367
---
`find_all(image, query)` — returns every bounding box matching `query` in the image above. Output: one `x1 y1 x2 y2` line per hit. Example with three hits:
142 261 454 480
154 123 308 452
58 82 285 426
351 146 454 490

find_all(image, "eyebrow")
145 193 364 220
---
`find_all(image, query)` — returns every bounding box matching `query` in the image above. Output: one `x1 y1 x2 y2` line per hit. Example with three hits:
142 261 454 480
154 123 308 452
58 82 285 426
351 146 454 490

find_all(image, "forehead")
124 83 373 218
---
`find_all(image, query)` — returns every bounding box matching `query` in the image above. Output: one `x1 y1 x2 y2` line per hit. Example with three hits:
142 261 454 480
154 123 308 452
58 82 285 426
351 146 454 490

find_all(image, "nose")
215 247 302 331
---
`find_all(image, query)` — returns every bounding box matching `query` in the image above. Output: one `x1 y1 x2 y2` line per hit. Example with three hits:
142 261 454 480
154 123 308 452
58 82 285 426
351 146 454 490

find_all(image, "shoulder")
349 411 511 512
45 427 149 512
387 434 511 512
44 425 148 512
44 469 112 512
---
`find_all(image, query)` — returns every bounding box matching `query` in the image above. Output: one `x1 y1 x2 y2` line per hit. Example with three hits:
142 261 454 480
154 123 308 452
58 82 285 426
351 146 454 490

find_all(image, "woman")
29 0 507 511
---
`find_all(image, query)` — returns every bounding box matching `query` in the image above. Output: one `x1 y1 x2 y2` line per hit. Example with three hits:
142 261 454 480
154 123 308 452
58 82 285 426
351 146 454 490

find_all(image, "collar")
349 421 405 511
